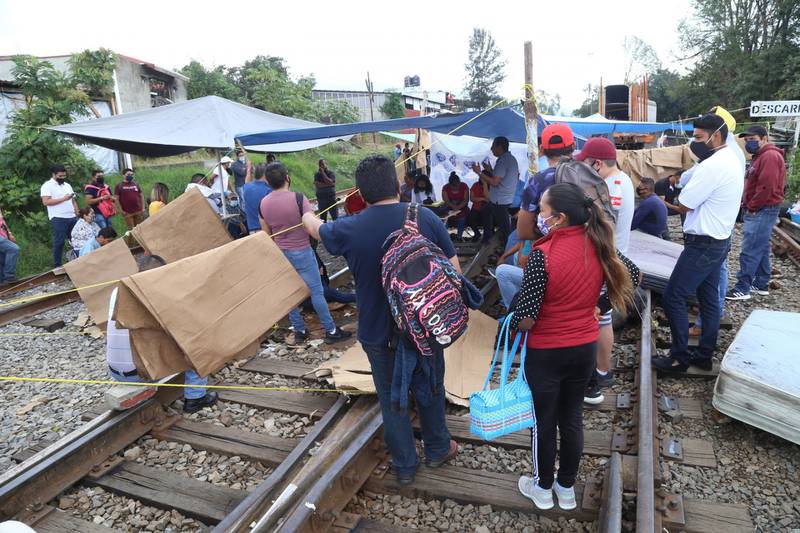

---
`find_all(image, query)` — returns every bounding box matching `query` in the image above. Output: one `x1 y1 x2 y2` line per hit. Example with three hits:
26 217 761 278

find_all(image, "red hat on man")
575 137 617 162
541 123 575 150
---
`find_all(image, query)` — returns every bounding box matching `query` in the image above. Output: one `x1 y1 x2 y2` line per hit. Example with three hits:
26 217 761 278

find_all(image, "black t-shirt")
319 203 456 346
655 177 680 216
84 182 110 215
229 160 248 188
314 169 336 194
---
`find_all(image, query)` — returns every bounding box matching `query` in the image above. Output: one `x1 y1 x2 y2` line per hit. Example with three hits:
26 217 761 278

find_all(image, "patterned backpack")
381 203 468 357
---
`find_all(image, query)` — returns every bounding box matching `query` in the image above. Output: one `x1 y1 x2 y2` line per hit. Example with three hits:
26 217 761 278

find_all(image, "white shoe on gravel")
553 481 577 510
518 475 554 510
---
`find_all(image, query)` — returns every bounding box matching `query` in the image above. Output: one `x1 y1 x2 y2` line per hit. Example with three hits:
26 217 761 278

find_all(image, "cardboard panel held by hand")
115 232 309 378
131 186 231 263
63 239 139 329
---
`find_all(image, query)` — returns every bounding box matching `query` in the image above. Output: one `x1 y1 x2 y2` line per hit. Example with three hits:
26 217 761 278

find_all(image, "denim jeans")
362 341 451 476
283 247 336 333
93 212 109 229
496 264 523 308
108 368 208 399
734 205 780 293
50 216 78 267
662 235 730 363
0 237 20 282
235 185 245 213
694 256 728 330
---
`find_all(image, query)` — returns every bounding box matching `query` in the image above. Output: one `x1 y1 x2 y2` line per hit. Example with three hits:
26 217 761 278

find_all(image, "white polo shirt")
40 179 75 220
605 171 635 254
678 145 744 240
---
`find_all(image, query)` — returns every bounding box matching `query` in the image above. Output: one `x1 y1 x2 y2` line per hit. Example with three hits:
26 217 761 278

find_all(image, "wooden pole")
523 41 539 175
365 71 376 145
599 77 605 117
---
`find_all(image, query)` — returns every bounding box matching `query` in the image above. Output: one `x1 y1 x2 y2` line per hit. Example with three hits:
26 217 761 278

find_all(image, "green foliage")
312 99 360 124
647 68 695 121
69 48 117 98
179 61 243 101
535 90 561 115
380 90 406 119
573 85 599 117
463 28 507 109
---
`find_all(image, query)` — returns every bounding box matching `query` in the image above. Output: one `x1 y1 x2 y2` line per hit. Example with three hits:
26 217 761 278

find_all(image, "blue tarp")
236 106 692 147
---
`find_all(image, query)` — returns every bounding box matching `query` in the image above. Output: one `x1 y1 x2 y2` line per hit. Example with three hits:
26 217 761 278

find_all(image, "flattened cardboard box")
115 232 309 379
131 186 232 264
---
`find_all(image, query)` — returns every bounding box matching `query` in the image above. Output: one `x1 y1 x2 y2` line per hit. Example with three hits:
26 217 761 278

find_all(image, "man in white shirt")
210 156 233 196
40 164 79 267
655 114 744 374
574 137 635 403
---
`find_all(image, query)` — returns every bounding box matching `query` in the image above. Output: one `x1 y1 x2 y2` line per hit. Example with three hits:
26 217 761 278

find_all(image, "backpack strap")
295 192 304 221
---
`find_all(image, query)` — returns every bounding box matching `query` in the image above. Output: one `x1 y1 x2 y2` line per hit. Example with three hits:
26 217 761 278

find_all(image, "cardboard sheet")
63 239 139 329
114 232 309 378
130 186 232 263
315 310 498 406
616 145 695 185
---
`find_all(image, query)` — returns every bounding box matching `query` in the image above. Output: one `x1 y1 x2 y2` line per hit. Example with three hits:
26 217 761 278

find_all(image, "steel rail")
636 290 655 533
598 452 623 533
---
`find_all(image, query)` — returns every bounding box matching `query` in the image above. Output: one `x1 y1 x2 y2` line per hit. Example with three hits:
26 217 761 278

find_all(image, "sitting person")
71 207 100 253
148 182 170 216
441 172 469 240
412 175 437 204
186 173 223 214
79 226 117 257
631 177 668 238
494 232 531 308
0 207 20 285
399 173 414 203
301 248 357 311
467 179 488 242
106 256 217 413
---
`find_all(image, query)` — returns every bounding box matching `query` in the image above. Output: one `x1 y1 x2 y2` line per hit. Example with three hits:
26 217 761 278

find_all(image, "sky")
0 0 694 114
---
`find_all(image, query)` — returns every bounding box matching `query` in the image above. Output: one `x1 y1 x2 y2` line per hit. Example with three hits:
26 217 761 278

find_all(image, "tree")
463 28 507 109
535 89 562 115
647 68 694 121
380 90 405 119
623 36 662 84
573 85 599 117
179 60 243 102
312 100 360 124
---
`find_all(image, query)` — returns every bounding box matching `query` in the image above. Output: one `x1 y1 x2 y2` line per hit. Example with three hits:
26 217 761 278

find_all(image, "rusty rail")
0 290 81 327
636 290 656 533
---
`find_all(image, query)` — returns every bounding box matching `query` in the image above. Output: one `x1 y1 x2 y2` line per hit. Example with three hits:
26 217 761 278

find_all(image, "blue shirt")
319 202 456 345
79 238 102 257
243 181 273 231
631 194 668 237
521 166 557 213
489 151 519 204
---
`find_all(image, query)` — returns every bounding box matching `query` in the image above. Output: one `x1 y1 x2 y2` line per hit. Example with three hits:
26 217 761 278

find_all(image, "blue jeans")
362 342 451 476
235 185 245 213
662 235 730 363
94 212 110 229
734 205 780 293
694 256 728 330
496 264 523 308
108 368 208 399
50 216 78 267
0 237 20 282
283 247 336 333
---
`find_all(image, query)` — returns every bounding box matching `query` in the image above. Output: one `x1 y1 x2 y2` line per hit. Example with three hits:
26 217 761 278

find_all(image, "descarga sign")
750 101 800 117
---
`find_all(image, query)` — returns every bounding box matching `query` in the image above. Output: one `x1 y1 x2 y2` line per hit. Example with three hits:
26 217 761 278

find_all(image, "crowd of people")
2 112 789 513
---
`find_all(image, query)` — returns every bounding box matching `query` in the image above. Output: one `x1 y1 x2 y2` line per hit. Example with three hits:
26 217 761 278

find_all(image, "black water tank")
605 85 629 121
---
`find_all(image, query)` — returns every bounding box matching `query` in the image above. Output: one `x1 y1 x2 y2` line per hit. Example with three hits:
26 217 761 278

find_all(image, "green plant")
380 90 405 119
463 28 507 109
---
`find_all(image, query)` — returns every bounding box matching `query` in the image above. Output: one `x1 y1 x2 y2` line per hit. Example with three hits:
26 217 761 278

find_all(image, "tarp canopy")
49 95 348 157
237 106 693 147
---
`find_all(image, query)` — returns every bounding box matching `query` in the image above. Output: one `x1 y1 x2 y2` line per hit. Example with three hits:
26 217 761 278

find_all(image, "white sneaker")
553 481 577 510
518 475 554 510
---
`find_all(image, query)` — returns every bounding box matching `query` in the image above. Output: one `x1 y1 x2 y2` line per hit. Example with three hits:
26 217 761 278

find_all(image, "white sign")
750 101 800 117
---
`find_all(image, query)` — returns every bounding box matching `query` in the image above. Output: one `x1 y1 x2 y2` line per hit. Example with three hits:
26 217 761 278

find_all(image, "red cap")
575 137 616 162
541 123 575 150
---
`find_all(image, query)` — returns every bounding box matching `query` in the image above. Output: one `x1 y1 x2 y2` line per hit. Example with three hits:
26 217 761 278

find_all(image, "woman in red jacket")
511 183 640 511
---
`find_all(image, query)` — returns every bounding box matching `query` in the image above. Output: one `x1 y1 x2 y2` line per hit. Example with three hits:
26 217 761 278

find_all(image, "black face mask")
56 178 66 185
690 140 715 162
96 177 105 185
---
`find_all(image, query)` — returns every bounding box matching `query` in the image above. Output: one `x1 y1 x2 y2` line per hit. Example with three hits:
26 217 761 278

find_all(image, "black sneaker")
596 369 614 388
324 327 353 344
750 285 769 296
183 391 218 413
725 289 751 301
583 383 604 405
653 356 689 374
294 330 309 342
687 350 713 371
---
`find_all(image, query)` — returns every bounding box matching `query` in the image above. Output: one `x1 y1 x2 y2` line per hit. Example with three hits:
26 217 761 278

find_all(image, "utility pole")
365 71 376 145
524 41 539 175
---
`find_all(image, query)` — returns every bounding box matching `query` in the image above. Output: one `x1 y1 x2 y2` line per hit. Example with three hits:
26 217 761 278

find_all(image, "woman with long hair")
70 207 100 253
148 182 170 216
411 175 436 204
441 172 469 240
510 182 640 511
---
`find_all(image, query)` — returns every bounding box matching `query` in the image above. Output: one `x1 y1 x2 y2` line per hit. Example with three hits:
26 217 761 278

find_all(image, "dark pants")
51 216 77 267
317 191 339 222
467 208 483 238
362 341 451 476
482 202 511 245
525 341 596 489
662 235 730 363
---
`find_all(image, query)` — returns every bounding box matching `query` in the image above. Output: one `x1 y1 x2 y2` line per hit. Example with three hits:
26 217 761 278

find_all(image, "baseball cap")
220 156 234 164
575 137 616 162
738 124 768 138
541 124 575 150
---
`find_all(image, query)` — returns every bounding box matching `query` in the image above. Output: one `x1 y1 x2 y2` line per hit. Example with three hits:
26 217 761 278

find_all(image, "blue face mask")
537 214 555 236
125 174 134 182
745 140 760 155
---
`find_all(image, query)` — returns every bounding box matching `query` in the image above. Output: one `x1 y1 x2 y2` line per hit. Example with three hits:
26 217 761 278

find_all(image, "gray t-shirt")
489 151 519 204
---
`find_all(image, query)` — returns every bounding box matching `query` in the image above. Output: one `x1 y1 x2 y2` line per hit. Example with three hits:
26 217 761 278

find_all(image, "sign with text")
750 101 800 117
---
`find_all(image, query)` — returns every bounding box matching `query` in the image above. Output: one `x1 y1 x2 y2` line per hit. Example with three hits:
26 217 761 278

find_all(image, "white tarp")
1 93 119 172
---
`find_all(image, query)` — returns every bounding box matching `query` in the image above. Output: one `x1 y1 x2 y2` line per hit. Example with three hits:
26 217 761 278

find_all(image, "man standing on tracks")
301 155 460 486
115 168 145 240
40 164 79 268
471 136 519 247
314 159 339 222
655 114 744 374
726 125 786 301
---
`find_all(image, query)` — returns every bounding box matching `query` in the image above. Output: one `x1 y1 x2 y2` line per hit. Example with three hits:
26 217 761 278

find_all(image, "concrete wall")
312 90 389 122
114 57 187 113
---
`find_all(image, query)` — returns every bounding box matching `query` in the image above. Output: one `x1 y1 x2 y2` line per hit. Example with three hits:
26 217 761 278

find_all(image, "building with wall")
312 87 452 122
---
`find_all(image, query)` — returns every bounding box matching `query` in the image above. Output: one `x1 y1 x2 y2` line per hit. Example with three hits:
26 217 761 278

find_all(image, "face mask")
96 177 104 185
56 177 66 184
745 140 760 155
537 214 555 236
125 174 134 182
690 125 724 162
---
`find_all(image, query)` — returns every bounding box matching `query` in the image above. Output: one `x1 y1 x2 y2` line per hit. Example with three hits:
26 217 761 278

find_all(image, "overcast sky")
0 0 694 113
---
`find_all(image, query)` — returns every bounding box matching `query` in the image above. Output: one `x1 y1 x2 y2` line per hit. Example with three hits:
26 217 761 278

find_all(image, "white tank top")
106 288 136 372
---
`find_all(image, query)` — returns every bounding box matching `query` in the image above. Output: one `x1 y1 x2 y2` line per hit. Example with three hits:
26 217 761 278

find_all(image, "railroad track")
0 239 756 532
772 218 800 267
